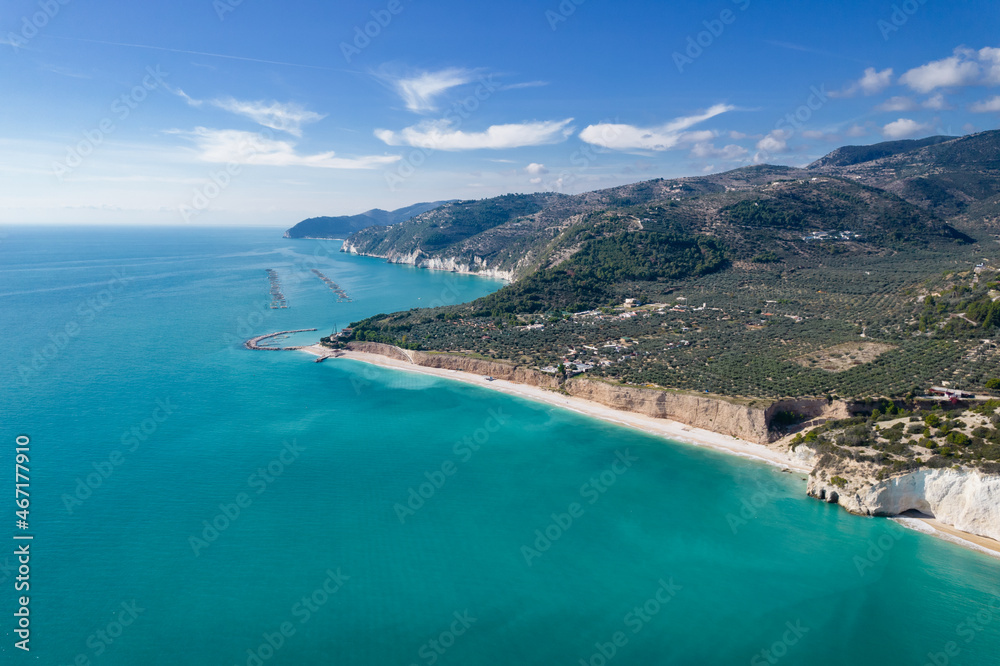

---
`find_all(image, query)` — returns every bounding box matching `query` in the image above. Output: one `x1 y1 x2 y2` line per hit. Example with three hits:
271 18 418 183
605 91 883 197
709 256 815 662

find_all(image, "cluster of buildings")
801 230 863 242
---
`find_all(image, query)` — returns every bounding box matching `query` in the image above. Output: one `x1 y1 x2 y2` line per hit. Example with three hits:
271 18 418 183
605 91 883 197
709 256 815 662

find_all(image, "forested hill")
284 201 452 238
331 131 1000 407
341 130 1000 277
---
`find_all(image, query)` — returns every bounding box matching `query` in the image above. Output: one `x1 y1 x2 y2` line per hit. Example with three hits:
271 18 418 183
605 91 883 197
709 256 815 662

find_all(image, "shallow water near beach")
2 226 998 665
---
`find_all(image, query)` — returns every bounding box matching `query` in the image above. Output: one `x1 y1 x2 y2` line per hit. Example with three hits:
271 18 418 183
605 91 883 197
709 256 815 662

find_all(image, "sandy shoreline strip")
300 345 810 473
299 344 1000 561
895 517 1000 559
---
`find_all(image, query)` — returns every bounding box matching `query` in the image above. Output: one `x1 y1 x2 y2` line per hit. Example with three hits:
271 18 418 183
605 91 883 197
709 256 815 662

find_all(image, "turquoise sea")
1 226 998 666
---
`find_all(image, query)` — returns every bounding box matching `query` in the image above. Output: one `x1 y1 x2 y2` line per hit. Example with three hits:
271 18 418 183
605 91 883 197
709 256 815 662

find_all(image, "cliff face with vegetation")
809 465 1000 542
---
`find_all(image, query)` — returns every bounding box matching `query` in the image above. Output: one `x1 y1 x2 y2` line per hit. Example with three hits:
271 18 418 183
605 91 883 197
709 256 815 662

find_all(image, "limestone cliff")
341 242 515 281
563 378 774 444
343 343 778 443
807 457 1000 542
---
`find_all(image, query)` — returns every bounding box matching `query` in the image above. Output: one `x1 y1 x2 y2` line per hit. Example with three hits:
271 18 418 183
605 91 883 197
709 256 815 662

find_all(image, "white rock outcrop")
809 468 1000 542
341 243 514 281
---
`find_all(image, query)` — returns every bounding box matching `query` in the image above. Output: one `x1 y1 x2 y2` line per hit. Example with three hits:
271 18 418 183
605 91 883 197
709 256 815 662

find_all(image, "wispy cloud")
383 67 478 113
970 95 1000 113
165 88 325 136
578 104 735 151
174 127 400 169
374 119 574 150
881 118 934 139
876 96 916 112
690 142 748 161
209 98 325 136
166 86 203 107
501 81 549 91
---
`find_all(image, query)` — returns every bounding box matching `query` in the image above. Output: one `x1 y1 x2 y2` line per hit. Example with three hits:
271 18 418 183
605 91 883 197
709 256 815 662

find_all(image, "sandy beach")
300 345 809 472
300 344 1000 561
898 517 1000 559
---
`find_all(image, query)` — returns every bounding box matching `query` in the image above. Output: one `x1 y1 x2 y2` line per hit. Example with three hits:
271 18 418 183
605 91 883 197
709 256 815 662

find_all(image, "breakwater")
244 329 318 351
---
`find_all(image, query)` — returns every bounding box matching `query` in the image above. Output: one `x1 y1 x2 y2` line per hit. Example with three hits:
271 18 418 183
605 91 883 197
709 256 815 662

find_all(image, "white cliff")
809 465 1000 542
341 242 514 281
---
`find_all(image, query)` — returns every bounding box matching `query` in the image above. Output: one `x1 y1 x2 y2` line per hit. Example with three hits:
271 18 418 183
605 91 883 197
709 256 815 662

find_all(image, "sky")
1 0 999 226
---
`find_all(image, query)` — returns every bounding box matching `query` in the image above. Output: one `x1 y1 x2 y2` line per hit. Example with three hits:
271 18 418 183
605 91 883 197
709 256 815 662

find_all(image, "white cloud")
833 67 893 98
979 47 1000 84
756 129 791 154
690 142 748 161
578 104 735 151
971 95 1000 112
845 124 869 138
922 93 951 110
881 118 934 139
388 68 477 113
374 119 574 150
900 49 982 92
876 96 916 112
176 127 400 169
859 67 894 95
525 163 548 175
209 98 325 136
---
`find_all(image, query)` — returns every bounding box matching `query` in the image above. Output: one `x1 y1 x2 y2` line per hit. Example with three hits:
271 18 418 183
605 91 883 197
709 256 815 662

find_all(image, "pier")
311 269 352 302
244 329 318 351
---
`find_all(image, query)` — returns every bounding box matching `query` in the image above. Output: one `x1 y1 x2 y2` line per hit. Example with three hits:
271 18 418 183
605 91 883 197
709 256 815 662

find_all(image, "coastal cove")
301 344 1000 560
3 227 999 665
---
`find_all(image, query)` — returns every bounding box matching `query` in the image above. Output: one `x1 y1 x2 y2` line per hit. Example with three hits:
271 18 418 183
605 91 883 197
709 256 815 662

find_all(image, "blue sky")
2 0 999 226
